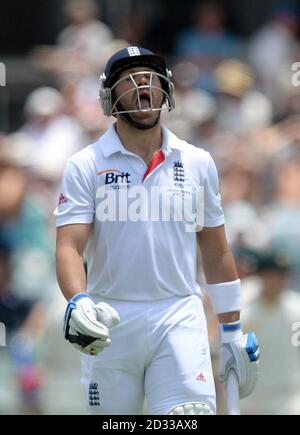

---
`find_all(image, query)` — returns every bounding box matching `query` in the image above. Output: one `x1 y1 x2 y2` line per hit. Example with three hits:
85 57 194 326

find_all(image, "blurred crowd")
1 0 300 415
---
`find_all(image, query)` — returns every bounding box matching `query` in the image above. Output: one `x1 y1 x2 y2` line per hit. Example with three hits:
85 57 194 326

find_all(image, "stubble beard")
116 101 162 130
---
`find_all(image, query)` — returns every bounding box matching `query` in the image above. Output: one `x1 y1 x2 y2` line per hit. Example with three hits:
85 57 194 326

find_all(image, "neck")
115 118 163 166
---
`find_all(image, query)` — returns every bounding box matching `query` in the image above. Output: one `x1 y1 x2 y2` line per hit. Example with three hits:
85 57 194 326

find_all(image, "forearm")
202 248 238 284
56 245 87 301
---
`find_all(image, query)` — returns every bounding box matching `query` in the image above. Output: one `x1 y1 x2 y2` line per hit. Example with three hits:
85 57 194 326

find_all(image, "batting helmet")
99 46 175 117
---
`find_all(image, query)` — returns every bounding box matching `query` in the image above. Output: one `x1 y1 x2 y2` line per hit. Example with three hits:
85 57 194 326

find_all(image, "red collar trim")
143 150 165 182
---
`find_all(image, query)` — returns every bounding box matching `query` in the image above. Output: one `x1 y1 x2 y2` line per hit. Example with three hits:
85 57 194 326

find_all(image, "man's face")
113 67 164 127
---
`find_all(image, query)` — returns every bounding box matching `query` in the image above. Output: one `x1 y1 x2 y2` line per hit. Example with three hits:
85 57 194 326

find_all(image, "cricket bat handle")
227 370 240 415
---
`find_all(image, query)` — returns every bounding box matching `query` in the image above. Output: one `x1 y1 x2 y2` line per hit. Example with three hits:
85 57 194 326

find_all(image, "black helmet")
99 46 175 117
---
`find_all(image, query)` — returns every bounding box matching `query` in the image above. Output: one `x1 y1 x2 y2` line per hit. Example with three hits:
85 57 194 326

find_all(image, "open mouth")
136 92 151 110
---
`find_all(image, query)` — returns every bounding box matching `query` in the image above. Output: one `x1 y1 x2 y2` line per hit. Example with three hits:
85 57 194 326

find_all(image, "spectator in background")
0 245 43 414
117 11 149 47
260 152 300 291
214 59 273 133
0 133 56 300
247 3 299 117
232 245 263 307
0 246 35 335
240 247 300 415
175 0 242 91
31 0 114 80
0 135 84 415
0 148 28 250
38 289 86 414
58 39 129 141
162 61 217 140
57 0 113 72
20 87 86 181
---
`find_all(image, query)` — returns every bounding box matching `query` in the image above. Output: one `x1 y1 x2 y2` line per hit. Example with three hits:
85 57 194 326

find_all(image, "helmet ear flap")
168 81 175 111
99 73 112 116
99 87 112 116
166 69 175 111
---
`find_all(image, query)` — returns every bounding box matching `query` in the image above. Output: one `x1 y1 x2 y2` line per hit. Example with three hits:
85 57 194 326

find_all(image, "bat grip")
227 369 240 415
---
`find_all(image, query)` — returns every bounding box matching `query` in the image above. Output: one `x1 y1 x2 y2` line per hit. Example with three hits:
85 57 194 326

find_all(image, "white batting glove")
64 293 120 356
219 321 260 398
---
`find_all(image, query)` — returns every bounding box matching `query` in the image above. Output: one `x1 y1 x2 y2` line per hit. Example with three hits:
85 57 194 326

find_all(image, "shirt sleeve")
54 159 95 227
203 153 225 228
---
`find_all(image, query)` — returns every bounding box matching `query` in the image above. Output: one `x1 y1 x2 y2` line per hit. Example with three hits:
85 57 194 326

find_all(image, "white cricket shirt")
55 124 225 301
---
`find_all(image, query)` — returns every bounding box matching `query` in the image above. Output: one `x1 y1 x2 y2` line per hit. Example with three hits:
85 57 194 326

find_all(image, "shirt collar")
101 124 129 158
101 123 180 159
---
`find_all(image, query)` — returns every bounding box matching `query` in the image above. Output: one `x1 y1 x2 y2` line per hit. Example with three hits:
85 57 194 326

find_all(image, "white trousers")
81 295 216 415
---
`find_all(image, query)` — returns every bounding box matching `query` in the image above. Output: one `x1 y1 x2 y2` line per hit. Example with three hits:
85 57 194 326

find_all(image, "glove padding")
219 324 260 399
64 293 120 355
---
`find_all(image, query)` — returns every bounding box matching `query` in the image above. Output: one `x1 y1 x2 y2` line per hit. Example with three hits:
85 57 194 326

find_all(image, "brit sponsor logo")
98 169 131 187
